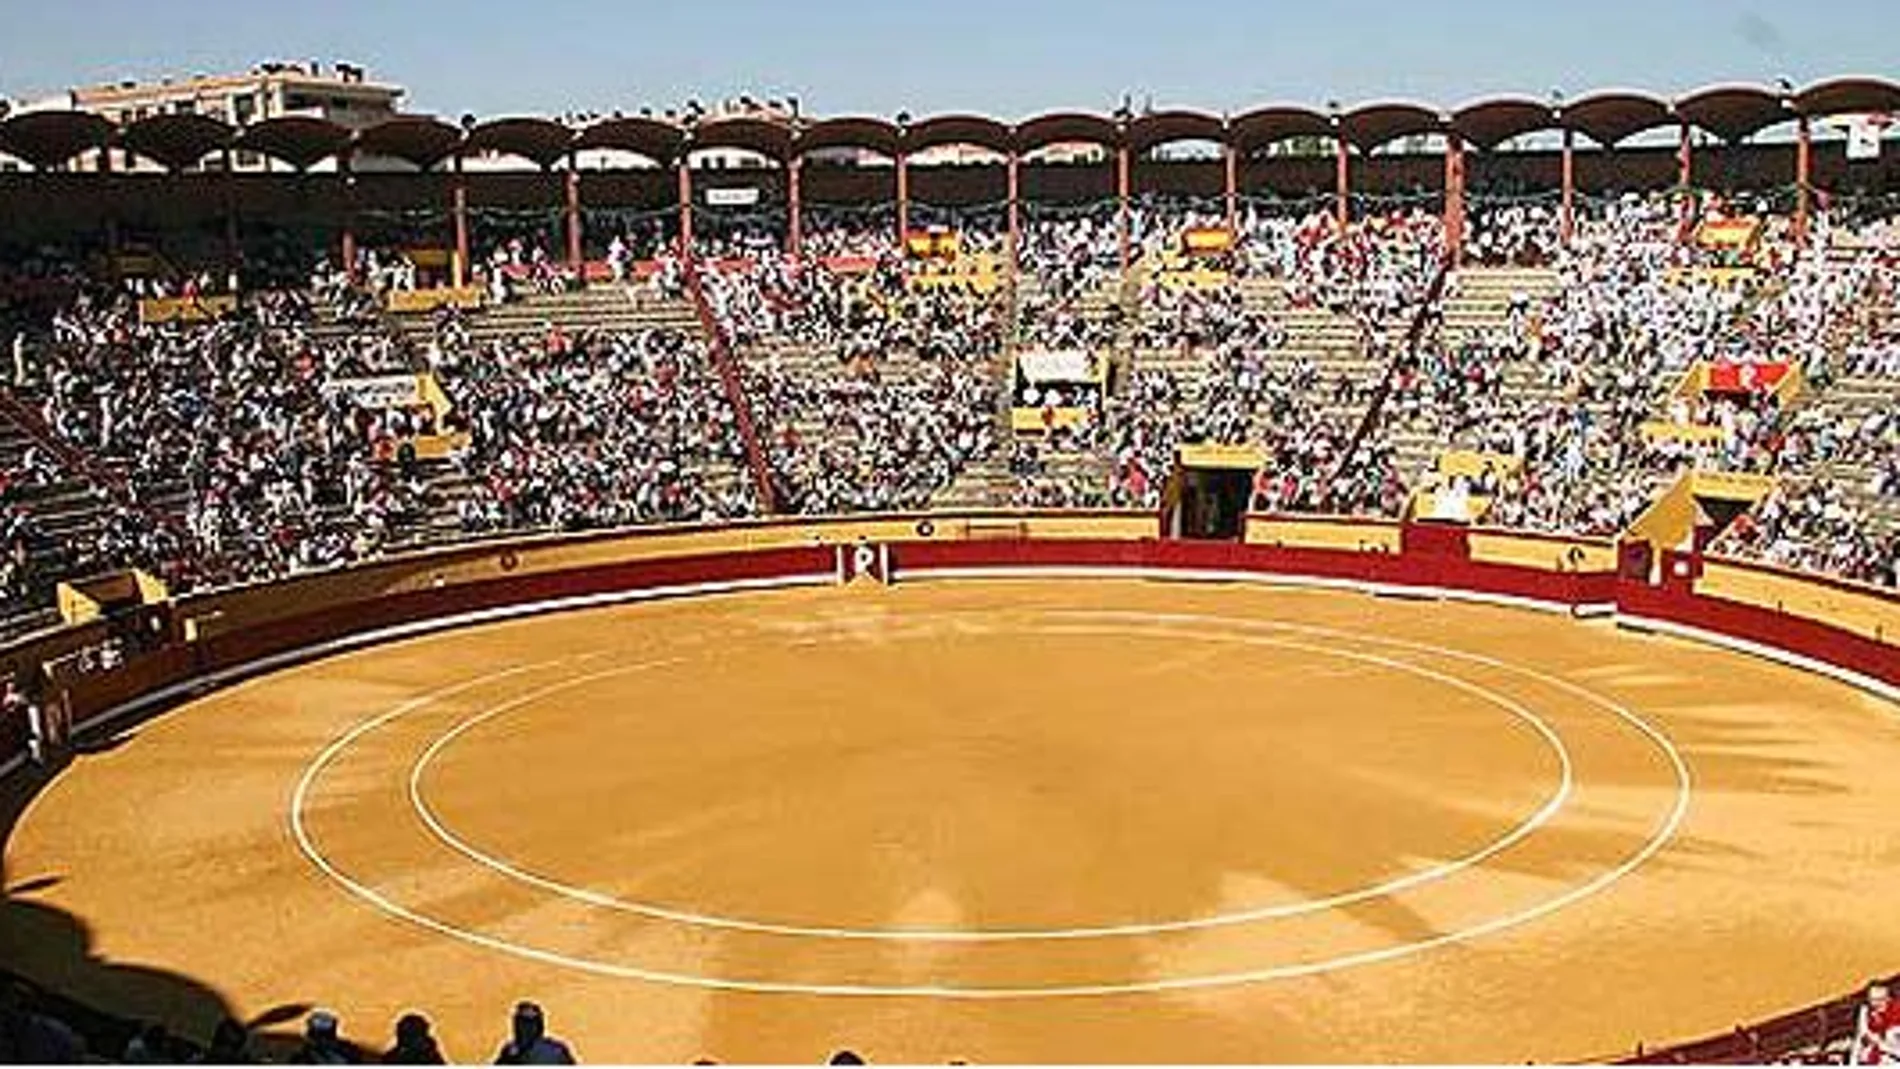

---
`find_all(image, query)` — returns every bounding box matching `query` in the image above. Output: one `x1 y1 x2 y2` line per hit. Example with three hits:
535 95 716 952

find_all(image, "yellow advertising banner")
138 295 238 325
903 229 960 260
1695 216 1761 250
385 287 485 314
1181 226 1235 254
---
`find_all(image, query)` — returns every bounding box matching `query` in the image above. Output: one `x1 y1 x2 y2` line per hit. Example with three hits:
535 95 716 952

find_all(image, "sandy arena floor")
4 578 1899 1063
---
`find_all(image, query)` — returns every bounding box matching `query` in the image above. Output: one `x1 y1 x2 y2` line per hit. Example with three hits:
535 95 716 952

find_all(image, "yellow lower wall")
1469 532 1616 572
1697 559 1900 644
1245 518 1401 553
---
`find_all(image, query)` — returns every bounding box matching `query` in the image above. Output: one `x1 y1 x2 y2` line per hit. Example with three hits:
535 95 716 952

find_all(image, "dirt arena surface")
4 577 1899 1063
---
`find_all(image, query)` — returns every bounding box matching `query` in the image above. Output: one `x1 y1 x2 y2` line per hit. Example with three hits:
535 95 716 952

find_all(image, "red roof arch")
121 113 236 171
1562 90 1673 146
1229 105 1332 153
1450 97 1558 150
356 116 465 169
1127 110 1227 153
0 110 113 168
236 116 351 170
1014 111 1122 153
1675 83 1789 142
462 117 575 167
901 114 1012 155
690 115 793 161
574 116 685 163
797 116 900 159
1339 101 1443 152
1793 75 1900 119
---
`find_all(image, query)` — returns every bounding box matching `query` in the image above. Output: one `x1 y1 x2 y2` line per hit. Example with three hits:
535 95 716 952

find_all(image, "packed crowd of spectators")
1718 476 1900 588
445 321 757 533
695 236 1005 514
0 189 1896 637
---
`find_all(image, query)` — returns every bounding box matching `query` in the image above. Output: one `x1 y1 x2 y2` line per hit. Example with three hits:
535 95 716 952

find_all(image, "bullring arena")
2 70 1900 1063
4 515 1900 1062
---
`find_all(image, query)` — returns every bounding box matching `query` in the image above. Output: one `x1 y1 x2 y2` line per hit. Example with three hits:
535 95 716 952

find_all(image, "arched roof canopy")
356 116 465 169
1230 105 1332 153
462 117 575 167
1563 90 1673 146
691 116 792 161
1451 97 1558 150
1339 101 1443 152
797 116 899 159
902 114 1011 155
1127 110 1226 153
0 110 113 168
1675 84 1788 142
1793 75 1900 118
1014 111 1122 153
121 113 236 170
574 117 685 163
236 115 351 169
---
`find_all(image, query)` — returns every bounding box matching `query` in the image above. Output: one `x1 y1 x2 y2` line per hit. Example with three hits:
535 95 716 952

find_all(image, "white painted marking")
285 602 1691 997
398 618 1575 941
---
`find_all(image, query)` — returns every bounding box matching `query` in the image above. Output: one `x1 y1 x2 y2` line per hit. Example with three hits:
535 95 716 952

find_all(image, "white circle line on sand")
289 606 1692 998
401 620 1574 941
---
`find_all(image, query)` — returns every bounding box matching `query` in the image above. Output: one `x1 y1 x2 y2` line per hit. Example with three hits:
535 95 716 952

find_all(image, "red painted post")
1334 133 1351 231
787 156 803 261
677 156 694 260
1560 127 1575 247
1117 144 1132 272
222 148 241 275
896 153 909 246
451 155 469 289
1223 142 1238 231
564 154 583 271
339 149 358 283
1444 137 1465 265
1677 121 1695 244
1007 152 1021 267
1794 115 1813 246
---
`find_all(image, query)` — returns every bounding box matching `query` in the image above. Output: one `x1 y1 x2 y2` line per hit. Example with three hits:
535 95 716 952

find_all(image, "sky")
0 0 1894 121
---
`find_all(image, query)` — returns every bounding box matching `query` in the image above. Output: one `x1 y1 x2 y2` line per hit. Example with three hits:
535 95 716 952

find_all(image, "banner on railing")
1705 360 1790 394
1695 216 1761 251
323 374 428 410
904 228 960 260
137 295 239 326
705 187 763 208
1181 226 1234 254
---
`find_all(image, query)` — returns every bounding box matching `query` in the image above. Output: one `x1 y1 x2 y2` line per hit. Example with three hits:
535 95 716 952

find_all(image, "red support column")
339 150 358 284
1794 115 1813 246
1559 127 1575 247
677 158 694 260
1007 152 1021 268
896 154 910 246
788 156 803 261
100 141 121 282
1117 144 1131 272
565 154 583 272
1676 121 1695 244
1444 137 1466 266
1334 134 1351 231
1223 143 1238 232
451 155 469 289
222 148 241 279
